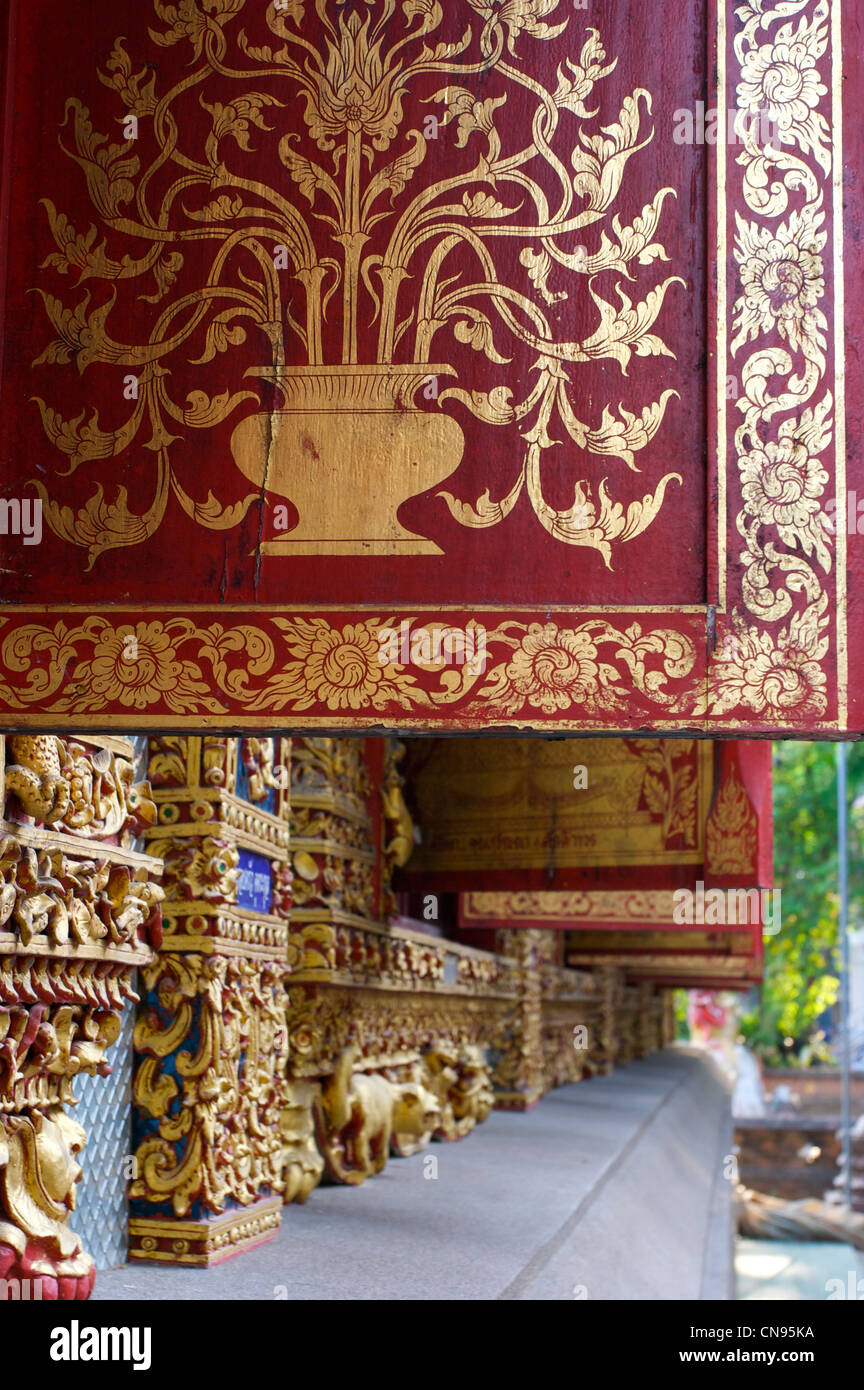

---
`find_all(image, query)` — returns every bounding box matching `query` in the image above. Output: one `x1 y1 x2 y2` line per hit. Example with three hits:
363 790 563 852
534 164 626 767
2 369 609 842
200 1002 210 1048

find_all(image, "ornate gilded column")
129 736 292 1267
585 964 623 1076
490 930 546 1111
615 984 642 1066
0 735 162 1300
537 955 602 1091
289 737 377 952
487 929 603 1103
634 981 661 1059
284 737 503 1190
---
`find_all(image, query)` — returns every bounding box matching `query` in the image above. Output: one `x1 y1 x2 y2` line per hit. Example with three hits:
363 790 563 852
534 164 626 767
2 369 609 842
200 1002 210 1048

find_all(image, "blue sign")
237 850 273 914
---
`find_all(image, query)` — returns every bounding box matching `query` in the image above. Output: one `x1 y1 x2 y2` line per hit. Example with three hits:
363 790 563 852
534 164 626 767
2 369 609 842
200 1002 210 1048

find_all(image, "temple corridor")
0 732 760 1297
90 1051 733 1302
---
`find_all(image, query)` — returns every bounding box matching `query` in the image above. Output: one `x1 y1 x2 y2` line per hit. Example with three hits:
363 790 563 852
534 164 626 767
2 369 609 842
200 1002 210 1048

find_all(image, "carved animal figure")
423 1043 460 1120
390 1075 441 1157
5 737 70 825
425 1042 495 1140
459 1044 495 1124
318 1045 395 1185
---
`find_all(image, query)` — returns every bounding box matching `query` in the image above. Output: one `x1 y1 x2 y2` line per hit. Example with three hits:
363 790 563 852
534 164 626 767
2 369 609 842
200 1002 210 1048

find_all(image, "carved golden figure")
5 736 157 840
424 1042 495 1140
0 1110 94 1300
389 1076 442 1158
280 1079 325 1203
240 737 284 803
5 737 71 825
318 1044 395 1184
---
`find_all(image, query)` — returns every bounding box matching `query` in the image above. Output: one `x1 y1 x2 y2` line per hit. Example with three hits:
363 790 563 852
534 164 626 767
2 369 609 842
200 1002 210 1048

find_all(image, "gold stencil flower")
467 0 567 54
553 30 617 117
736 395 834 575
504 622 602 713
72 621 213 711
253 618 423 712
732 210 826 362
300 8 409 151
739 436 827 534
736 16 830 172
151 0 245 59
708 603 828 720
738 647 826 719
303 622 386 708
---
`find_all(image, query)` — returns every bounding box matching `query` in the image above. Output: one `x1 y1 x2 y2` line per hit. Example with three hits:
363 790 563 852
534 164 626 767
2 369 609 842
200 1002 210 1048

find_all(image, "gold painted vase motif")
233 365 462 554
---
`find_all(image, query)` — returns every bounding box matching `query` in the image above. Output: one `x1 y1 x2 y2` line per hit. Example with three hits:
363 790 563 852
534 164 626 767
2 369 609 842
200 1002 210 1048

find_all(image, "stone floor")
92 1048 734 1301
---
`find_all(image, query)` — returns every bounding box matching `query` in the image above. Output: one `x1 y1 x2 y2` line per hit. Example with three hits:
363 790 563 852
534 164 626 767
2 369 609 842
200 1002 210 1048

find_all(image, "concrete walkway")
93 1048 734 1301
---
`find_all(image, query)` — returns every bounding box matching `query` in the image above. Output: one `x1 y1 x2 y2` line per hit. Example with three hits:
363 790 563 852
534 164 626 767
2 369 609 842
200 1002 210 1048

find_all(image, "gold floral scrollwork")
0 611 701 721
33 0 684 564
696 0 836 723
243 615 698 718
132 954 289 1218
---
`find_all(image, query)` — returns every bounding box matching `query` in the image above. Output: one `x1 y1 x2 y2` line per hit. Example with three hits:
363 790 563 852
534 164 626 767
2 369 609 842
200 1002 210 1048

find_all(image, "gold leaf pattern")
31 1 683 563
4 0 842 732
699 0 836 722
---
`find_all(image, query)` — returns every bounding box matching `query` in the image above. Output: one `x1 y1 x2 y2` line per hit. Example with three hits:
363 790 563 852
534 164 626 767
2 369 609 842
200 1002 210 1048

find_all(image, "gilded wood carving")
0 736 163 1299
0 0 854 733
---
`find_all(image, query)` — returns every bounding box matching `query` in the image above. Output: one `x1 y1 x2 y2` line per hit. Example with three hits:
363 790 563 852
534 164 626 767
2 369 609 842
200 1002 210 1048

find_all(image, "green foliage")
673 988 690 1041
738 742 864 1066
